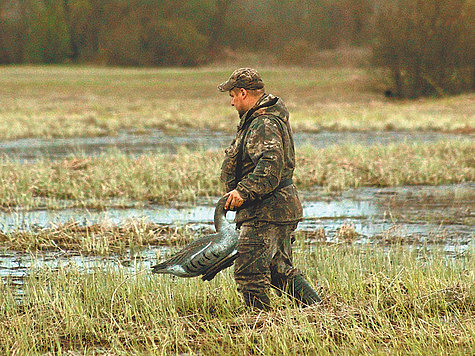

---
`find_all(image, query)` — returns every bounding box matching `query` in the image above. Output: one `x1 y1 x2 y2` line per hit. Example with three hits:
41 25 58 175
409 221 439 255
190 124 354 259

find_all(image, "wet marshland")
0 130 473 287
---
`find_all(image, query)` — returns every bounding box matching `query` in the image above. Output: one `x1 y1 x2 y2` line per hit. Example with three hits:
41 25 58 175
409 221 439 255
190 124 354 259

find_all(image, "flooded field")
0 130 473 297
0 66 473 355
1 129 471 161
1 183 472 285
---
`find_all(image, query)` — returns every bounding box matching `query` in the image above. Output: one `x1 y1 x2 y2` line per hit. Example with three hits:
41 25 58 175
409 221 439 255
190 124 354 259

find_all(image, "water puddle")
0 248 164 297
1 129 471 161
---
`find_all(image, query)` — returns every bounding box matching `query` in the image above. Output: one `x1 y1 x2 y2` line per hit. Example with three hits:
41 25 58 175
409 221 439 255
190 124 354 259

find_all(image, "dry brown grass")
0 220 205 254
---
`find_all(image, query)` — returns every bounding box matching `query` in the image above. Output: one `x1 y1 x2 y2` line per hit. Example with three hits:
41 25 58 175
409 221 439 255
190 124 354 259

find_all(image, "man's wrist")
236 187 249 201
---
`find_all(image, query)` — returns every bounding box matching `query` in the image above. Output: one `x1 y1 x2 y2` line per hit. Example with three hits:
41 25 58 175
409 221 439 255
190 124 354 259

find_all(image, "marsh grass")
0 220 204 254
0 141 473 210
0 245 473 354
296 140 475 192
0 66 473 140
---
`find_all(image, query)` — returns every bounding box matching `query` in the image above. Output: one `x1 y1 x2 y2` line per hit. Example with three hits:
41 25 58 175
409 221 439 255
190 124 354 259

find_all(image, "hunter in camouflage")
218 68 321 310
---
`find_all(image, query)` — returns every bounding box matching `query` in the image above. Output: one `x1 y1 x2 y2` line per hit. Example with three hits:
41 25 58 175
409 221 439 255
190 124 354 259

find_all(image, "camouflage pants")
234 220 301 310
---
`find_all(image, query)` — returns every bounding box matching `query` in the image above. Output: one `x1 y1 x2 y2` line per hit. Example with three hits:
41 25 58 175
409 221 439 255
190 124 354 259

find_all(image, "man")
218 68 321 310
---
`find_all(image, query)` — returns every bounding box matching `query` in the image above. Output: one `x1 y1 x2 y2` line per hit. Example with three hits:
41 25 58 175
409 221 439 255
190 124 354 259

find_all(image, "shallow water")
0 248 163 280
1 130 473 293
1 129 471 161
1 184 473 288
0 248 165 297
1 184 472 240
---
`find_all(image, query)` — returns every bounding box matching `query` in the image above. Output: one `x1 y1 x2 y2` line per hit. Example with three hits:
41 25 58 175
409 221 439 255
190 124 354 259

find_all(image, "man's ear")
240 88 248 98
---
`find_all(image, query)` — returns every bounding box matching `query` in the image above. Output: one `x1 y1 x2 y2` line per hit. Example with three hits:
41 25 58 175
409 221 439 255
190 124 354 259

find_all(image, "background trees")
0 0 377 65
0 0 472 97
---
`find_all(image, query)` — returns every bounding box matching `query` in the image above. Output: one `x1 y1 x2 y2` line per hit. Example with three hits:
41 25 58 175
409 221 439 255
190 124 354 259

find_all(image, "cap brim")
218 79 236 92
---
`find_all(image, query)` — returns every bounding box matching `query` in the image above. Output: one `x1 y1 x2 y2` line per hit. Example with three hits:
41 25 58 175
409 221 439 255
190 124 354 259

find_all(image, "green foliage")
373 0 474 98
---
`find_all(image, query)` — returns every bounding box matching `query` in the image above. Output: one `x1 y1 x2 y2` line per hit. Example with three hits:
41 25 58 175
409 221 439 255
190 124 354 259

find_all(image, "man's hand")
224 189 244 210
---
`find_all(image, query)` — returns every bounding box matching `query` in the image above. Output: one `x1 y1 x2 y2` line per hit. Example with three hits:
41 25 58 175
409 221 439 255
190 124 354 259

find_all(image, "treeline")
0 0 375 66
373 0 473 97
0 0 473 97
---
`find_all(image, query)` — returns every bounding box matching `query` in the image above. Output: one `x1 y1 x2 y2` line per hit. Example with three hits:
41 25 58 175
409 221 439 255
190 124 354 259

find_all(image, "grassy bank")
0 66 473 140
0 141 473 210
0 245 473 355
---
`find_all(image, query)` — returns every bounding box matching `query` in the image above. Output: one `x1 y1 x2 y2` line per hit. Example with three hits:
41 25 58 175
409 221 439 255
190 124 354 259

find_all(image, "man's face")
229 88 248 117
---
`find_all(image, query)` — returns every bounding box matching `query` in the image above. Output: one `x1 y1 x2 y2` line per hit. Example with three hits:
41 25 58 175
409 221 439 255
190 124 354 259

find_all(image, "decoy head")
214 196 231 232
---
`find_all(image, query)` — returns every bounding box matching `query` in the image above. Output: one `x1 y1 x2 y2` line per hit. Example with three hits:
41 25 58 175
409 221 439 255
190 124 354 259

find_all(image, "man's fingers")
225 194 233 210
223 190 243 210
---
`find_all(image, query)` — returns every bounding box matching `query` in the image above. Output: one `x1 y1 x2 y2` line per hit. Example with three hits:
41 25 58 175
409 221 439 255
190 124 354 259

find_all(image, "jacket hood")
238 94 289 131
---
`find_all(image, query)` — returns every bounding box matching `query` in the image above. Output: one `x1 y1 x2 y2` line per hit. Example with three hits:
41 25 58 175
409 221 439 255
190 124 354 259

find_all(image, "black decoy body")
151 196 239 281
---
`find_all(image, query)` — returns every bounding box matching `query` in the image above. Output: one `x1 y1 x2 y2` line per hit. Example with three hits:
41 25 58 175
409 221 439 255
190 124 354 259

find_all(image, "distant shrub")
0 20 20 63
102 15 207 67
278 39 313 65
373 0 474 98
144 19 208 67
102 15 142 66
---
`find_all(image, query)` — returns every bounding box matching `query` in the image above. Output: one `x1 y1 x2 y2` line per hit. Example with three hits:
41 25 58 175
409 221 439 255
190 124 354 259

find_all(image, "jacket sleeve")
236 116 284 201
220 139 238 192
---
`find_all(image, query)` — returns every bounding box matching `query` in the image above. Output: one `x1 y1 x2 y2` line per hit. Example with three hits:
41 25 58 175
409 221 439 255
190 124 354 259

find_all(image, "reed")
296 140 475 191
0 245 472 354
0 141 473 210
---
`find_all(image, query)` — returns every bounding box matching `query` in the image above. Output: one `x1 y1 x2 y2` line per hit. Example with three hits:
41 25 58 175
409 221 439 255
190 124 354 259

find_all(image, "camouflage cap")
218 68 265 92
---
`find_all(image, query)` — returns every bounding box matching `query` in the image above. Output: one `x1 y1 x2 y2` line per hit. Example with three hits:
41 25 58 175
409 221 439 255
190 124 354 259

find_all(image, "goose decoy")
151 196 239 281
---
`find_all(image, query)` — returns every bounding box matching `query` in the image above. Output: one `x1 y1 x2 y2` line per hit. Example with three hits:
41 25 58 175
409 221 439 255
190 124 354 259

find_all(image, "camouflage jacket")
221 94 303 224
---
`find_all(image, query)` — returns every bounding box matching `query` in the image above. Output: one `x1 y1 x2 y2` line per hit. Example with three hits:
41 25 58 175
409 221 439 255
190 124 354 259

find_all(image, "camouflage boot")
242 292 271 311
286 274 321 306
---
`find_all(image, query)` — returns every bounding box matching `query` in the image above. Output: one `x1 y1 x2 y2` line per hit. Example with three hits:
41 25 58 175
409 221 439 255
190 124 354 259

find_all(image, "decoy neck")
214 196 232 232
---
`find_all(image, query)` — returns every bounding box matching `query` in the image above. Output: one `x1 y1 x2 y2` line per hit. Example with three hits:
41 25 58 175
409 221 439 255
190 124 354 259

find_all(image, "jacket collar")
237 94 279 131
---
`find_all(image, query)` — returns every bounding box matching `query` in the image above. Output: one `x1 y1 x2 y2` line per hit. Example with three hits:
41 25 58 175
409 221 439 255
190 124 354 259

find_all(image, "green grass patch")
0 245 473 354
0 65 473 140
0 141 473 210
